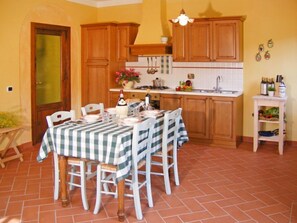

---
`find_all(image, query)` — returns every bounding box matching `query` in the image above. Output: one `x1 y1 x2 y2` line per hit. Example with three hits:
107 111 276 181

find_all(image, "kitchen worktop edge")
110 88 243 97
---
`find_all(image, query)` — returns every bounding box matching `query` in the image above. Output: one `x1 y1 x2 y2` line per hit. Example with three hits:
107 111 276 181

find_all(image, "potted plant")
267 86 275 97
0 111 21 128
115 68 141 89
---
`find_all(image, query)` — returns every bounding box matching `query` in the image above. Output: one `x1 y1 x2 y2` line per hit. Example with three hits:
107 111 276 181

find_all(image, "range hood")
129 0 172 55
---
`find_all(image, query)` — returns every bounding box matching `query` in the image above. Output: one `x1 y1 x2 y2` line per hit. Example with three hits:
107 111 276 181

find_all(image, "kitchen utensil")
154 57 158 73
147 57 150 74
150 57 155 74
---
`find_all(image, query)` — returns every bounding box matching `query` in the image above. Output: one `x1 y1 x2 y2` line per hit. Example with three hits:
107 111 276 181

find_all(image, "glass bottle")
145 88 151 109
260 77 267 95
115 90 128 118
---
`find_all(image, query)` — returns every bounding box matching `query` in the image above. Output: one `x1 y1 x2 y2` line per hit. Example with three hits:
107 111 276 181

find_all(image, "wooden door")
83 63 109 106
212 20 241 61
210 97 234 141
31 23 70 144
188 21 212 61
172 23 187 61
183 95 210 139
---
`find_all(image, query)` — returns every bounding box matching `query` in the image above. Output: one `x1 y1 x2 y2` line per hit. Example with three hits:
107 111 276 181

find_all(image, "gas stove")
135 85 170 90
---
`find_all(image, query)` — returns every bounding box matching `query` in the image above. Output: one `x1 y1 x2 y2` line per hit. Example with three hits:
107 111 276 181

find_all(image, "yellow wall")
0 0 97 143
1 0 297 145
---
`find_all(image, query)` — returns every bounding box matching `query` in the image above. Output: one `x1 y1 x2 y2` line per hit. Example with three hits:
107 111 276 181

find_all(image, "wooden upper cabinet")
116 23 139 62
188 21 212 62
81 23 117 63
213 19 243 61
172 16 245 62
172 23 187 62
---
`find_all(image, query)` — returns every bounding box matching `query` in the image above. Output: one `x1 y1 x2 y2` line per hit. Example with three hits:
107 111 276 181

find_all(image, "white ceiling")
67 0 142 8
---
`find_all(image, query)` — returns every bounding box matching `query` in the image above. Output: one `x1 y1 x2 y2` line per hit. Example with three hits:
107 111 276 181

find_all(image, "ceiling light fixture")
171 8 194 26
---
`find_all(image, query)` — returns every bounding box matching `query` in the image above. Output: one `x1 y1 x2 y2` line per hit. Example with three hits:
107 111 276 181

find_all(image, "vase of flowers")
115 68 141 89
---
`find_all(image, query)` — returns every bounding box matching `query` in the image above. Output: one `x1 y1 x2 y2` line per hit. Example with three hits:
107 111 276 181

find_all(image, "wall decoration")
258 44 264 52
255 39 273 62
267 39 274 48
256 52 262 62
264 51 271 60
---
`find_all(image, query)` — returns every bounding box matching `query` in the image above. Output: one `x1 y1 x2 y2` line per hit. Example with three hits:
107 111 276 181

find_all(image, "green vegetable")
263 107 279 117
0 112 21 128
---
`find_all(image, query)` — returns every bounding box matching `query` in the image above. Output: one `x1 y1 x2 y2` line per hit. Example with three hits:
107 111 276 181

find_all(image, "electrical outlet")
187 73 195 79
7 86 13 92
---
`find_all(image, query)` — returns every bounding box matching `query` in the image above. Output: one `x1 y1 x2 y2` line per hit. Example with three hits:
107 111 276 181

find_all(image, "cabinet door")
82 64 109 106
172 24 187 61
188 21 212 61
82 26 110 63
116 24 139 62
183 95 210 139
212 20 242 61
160 94 182 110
211 97 234 140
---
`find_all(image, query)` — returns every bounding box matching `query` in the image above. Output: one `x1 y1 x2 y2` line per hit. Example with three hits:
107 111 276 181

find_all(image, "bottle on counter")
279 81 286 98
145 88 151 109
260 77 268 95
115 90 128 118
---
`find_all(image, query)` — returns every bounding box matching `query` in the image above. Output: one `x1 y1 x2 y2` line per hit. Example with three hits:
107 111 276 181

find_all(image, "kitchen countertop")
110 88 243 97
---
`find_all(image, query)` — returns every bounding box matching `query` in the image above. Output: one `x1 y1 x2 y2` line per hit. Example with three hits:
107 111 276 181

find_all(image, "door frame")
31 22 71 145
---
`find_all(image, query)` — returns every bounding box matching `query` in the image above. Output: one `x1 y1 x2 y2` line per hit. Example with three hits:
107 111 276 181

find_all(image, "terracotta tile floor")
1 142 297 223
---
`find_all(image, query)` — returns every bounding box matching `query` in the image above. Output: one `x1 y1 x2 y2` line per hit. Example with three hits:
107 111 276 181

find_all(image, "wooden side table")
0 126 23 168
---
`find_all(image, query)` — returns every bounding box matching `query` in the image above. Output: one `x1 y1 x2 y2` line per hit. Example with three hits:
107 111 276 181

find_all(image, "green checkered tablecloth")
37 113 188 183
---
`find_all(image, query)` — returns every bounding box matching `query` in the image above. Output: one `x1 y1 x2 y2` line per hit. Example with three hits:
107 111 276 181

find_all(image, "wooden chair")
150 108 182 194
93 117 156 220
46 110 96 210
81 103 104 116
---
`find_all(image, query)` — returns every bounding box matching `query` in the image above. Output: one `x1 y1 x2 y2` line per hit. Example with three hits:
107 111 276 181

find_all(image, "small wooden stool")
0 126 23 168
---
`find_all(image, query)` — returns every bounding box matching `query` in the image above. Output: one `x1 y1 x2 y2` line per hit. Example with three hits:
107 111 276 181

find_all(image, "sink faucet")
214 75 222 92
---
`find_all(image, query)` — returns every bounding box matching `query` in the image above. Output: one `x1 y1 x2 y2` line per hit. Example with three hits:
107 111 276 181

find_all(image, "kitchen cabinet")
183 95 209 139
81 22 139 107
172 16 245 62
253 96 287 155
116 23 139 62
160 94 183 110
160 94 243 148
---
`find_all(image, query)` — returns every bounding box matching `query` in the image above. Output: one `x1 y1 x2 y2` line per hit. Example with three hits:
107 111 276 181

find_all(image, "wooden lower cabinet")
160 94 243 148
160 94 182 110
183 95 209 140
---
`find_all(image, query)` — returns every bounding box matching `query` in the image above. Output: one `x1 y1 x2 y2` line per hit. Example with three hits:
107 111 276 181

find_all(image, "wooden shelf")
253 95 287 155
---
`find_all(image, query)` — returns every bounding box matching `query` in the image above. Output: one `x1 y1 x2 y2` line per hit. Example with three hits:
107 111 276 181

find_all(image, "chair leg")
94 165 102 214
132 171 143 220
146 159 154 207
53 153 59 200
80 161 89 210
69 165 76 190
173 149 180 186
162 153 172 195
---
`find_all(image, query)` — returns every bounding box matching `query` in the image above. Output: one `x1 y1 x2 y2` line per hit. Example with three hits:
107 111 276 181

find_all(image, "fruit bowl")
175 85 193 91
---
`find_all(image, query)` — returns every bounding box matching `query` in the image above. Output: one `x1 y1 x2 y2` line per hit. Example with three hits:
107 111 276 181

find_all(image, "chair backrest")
46 110 76 127
162 108 182 151
81 103 104 116
131 117 156 169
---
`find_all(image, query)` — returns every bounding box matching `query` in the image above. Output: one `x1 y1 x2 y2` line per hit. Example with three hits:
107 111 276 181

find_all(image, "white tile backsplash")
126 56 243 91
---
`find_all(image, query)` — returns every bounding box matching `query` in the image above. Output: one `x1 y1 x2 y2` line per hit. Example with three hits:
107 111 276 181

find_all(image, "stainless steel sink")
218 90 239 94
193 89 239 94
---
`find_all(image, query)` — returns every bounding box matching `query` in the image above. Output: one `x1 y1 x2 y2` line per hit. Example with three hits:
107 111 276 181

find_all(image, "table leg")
59 156 69 207
117 179 125 222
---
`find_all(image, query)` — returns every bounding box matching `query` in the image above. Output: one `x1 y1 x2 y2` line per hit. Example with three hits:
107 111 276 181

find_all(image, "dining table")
37 110 189 221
